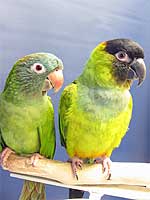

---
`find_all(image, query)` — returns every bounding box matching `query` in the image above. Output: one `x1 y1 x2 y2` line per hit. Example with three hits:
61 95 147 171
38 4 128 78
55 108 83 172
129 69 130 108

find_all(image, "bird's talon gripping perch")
107 173 111 180
70 157 83 180
102 157 112 180
75 172 79 180
26 153 44 167
0 147 15 167
78 163 82 170
94 156 112 180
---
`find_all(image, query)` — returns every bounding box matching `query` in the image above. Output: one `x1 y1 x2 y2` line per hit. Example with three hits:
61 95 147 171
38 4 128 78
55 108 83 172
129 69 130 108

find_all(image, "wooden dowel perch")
1 152 150 189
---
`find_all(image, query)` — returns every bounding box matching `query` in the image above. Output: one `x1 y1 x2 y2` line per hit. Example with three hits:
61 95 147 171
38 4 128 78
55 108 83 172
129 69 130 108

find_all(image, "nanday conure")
59 39 146 198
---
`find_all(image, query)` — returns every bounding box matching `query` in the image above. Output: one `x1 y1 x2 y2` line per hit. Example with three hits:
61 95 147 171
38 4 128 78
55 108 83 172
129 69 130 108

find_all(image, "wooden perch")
1 153 150 199
1 152 150 187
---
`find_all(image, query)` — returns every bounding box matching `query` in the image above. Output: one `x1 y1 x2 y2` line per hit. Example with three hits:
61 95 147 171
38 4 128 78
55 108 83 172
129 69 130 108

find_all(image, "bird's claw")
102 157 112 180
94 156 112 180
0 147 15 168
26 153 44 167
70 157 83 180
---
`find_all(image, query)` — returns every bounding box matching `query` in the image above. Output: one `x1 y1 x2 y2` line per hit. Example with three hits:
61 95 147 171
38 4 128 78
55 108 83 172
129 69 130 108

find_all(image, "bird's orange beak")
47 68 64 92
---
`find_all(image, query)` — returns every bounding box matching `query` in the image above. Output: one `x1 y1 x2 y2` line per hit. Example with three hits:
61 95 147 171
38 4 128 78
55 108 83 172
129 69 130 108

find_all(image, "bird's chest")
1 100 48 154
66 88 131 158
76 88 130 121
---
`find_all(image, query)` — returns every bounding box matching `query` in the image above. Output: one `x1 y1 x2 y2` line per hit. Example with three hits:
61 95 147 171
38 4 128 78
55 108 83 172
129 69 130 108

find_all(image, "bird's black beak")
127 58 146 86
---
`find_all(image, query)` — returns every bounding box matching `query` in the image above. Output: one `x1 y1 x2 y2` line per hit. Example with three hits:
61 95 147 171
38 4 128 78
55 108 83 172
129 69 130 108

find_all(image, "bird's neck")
2 67 45 103
2 80 43 104
75 82 131 121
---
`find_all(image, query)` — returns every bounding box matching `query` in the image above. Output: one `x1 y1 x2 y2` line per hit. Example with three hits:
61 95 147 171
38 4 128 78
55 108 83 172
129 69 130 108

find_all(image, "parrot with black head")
0 53 64 200
59 39 146 198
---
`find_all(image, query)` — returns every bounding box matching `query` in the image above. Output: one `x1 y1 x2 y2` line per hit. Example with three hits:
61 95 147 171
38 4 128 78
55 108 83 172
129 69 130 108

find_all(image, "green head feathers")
3 53 64 102
79 39 146 89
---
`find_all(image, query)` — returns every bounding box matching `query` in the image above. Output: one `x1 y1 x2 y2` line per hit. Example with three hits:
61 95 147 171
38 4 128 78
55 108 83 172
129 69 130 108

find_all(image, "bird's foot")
69 157 83 180
94 156 112 180
26 153 44 167
0 147 15 167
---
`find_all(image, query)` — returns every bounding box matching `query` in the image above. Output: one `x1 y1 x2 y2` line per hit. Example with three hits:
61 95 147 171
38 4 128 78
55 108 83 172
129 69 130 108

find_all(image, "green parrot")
0 53 64 200
59 39 146 198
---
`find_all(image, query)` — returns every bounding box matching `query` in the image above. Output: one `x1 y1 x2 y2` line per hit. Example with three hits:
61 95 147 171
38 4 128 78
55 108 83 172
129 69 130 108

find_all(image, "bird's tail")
19 180 46 200
69 189 84 199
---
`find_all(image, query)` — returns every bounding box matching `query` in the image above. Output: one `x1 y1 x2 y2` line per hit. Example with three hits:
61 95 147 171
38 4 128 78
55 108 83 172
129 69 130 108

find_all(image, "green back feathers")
59 82 78 147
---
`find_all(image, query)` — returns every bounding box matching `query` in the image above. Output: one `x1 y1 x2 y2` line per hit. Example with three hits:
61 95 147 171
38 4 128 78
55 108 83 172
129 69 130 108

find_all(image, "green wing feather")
39 96 56 159
0 128 6 153
0 96 6 153
0 129 3 152
59 82 77 147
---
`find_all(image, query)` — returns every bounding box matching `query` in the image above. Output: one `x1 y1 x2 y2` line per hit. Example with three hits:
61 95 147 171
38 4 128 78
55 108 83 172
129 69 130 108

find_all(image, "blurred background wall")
0 0 149 199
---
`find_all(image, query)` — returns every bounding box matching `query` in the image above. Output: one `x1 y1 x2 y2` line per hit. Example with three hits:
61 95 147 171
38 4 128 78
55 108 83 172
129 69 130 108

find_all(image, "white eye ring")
115 51 131 63
31 63 46 74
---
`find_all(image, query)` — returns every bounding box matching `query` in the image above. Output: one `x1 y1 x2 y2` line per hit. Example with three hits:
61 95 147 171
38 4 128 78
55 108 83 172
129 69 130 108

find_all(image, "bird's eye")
36 65 42 71
115 51 131 63
31 63 46 74
55 67 60 72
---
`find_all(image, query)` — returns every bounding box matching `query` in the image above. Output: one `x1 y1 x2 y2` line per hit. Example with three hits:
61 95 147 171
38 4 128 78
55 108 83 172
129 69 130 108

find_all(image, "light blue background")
0 0 149 199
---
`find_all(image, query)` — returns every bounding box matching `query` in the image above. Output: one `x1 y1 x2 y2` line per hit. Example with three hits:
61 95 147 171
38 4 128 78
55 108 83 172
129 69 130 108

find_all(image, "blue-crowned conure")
59 39 146 198
0 53 64 200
